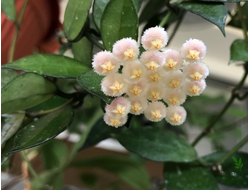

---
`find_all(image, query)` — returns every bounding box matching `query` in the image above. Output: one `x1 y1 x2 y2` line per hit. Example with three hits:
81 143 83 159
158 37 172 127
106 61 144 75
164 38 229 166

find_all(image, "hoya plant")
1 0 248 189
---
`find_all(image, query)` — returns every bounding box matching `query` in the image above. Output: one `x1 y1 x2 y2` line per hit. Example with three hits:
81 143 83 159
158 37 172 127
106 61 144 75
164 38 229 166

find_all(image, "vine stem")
159 11 172 27
191 67 248 147
86 32 105 50
8 0 29 62
217 135 248 165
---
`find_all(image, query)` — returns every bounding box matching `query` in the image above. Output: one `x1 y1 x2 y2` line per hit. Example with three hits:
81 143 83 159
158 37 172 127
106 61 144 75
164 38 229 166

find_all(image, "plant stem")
86 33 105 50
217 135 248 165
21 151 43 184
237 3 248 41
8 0 29 62
159 11 172 27
192 68 248 146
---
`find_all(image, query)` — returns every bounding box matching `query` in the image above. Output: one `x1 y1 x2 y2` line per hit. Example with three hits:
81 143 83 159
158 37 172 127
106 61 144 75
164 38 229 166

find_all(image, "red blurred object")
1 0 61 64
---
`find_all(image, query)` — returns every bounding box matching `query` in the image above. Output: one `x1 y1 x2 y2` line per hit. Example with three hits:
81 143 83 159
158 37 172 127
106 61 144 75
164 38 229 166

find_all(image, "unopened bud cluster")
92 26 209 128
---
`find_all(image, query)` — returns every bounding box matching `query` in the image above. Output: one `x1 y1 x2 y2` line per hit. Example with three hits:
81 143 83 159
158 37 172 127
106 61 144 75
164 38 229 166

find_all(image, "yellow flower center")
151 39 163 49
131 102 142 113
149 72 161 82
130 85 142 96
100 61 115 73
189 71 203 80
169 97 179 105
169 79 181 88
170 113 182 123
123 48 135 60
165 58 177 69
151 110 162 119
145 61 160 70
150 90 160 100
187 49 200 60
110 118 121 128
112 104 126 115
130 69 142 79
109 81 124 95
189 85 201 95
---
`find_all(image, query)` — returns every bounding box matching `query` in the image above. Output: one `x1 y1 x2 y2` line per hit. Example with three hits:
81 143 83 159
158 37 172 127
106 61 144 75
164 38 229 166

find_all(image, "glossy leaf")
197 0 247 2
2 54 89 78
132 0 143 13
229 39 248 64
93 0 111 31
115 127 197 162
164 162 219 190
101 0 139 51
77 70 113 104
139 0 166 23
228 3 248 29
2 106 73 156
203 151 248 188
63 0 92 41
1 69 18 88
179 2 227 36
72 37 93 67
71 156 151 190
1 73 56 114
1 0 16 21
1 113 25 145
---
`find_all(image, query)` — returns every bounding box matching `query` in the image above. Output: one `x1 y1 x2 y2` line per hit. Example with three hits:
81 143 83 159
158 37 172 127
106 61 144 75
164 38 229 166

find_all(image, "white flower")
104 113 127 128
183 61 209 81
140 50 165 71
105 97 131 118
129 97 148 115
163 89 186 106
182 79 206 96
144 101 167 122
163 49 182 71
165 106 187 126
146 83 165 101
164 70 184 89
122 60 146 83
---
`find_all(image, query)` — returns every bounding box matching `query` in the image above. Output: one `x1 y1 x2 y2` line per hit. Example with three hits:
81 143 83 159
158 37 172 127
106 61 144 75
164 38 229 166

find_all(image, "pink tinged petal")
105 97 131 118
182 79 206 96
180 38 207 62
140 50 166 71
183 61 209 81
112 38 139 62
165 106 187 126
141 26 168 50
92 51 119 75
122 60 147 84
127 81 148 97
163 89 186 106
104 113 128 128
101 73 128 97
164 70 185 89
163 49 183 71
146 83 165 101
128 97 148 115
144 101 167 122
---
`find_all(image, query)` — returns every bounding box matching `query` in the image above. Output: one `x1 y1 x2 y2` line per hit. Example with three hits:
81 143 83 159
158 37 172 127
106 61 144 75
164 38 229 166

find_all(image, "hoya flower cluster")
92 26 209 128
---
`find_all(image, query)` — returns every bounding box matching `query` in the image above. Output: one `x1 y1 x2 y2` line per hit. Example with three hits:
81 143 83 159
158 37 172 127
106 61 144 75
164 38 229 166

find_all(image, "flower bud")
128 97 148 115
112 38 139 62
105 97 131 118
180 38 207 62
165 106 187 126
92 51 119 75
163 89 186 106
140 50 165 71
104 113 127 128
164 70 184 89
183 61 209 81
122 60 146 83
163 49 182 71
146 83 165 101
101 73 128 96
141 26 168 50
182 79 206 96
144 101 167 122
127 81 148 97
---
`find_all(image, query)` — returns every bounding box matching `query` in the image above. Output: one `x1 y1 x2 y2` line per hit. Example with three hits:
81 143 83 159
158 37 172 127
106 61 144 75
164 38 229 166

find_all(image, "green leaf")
203 151 248 188
1 113 25 145
1 0 16 21
1 69 18 88
197 0 247 2
72 37 93 67
115 127 197 162
232 156 237 162
39 139 68 170
93 0 111 31
229 39 248 64
235 166 240 168
241 163 243 168
179 2 227 36
239 158 242 165
77 70 113 104
101 0 139 51
63 0 92 41
83 118 121 149
2 106 73 155
139 0 166 23
71 156 151 190
1 73 56 114
228 2 248 29
2 54 89 78
164 162 219 190
132 0 143 13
